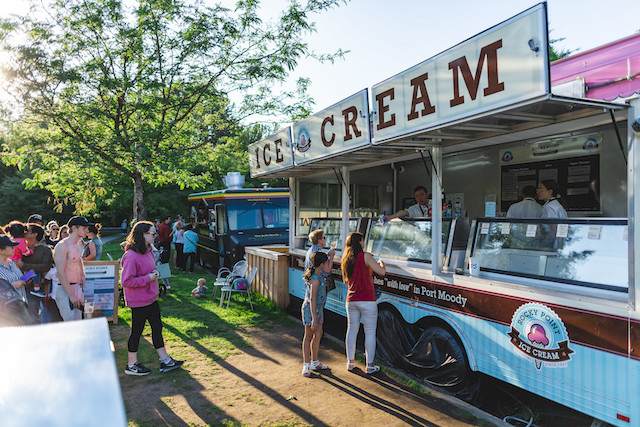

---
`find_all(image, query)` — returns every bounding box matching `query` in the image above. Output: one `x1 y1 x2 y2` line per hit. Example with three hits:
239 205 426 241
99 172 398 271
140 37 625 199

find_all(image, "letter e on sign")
376 88 396 130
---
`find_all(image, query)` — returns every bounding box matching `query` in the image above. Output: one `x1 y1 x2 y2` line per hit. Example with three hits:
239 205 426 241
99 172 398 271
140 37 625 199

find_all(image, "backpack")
232 278 248 290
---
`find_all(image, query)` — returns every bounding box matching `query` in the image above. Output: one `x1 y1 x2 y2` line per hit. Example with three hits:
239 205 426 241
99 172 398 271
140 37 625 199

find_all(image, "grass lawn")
101 238 295 425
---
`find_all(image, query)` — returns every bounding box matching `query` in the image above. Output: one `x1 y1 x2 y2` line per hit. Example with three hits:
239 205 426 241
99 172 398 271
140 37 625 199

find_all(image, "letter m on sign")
448 40 504 107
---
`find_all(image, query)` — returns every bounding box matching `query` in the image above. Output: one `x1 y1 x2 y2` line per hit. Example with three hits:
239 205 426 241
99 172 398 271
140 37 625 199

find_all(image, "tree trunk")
132 172 147 221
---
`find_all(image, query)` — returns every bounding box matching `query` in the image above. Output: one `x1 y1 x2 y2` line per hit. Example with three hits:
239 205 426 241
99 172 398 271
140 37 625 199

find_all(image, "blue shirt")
183 230 199 253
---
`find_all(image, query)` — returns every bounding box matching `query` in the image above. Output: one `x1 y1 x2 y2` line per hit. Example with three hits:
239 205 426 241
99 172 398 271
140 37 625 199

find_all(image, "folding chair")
222 267 258 313
211 260 248 303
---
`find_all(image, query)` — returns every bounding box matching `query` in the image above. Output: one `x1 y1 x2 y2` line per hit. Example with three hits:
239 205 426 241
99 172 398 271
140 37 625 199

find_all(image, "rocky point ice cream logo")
296 125 311 153
508 303 574 370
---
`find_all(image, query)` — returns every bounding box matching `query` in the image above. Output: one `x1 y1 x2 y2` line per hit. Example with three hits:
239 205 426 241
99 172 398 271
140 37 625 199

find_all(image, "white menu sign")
249 127 293 178
371 4 548 144
292 89 370 165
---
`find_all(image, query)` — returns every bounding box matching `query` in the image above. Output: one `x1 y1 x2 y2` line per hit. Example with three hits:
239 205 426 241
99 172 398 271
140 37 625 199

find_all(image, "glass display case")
366 218 453 263
306 218 361 251
470 218 628 292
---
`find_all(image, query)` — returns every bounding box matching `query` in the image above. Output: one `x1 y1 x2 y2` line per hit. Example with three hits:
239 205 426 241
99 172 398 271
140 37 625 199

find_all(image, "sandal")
301 364 311 377
366 365 380 374
310 361 328 371
346 362 355 371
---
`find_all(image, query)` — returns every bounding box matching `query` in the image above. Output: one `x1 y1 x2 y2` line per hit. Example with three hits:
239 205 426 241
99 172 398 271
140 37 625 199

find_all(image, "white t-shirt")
45 266 59 300
406 203 429 218
541 198 568 218
506 198 543 218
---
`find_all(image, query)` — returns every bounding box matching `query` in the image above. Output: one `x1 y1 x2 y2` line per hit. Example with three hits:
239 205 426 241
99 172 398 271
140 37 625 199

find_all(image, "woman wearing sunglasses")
121 220 183 376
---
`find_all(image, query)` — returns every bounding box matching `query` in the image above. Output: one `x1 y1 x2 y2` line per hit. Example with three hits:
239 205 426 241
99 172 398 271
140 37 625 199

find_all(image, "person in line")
157 216 172 264
27 214 45 227
58 225 70 241
182 224 199 273
190 278 207 298
173 220 185 271
82 223 103 261
20 224 54 321
54 216 90 321
506 185 542 218
304 229 335 269
121 220 184 376
45 221 60 246
171 214 183 268
341 232 386 374
6 221 34 264
300 251 330 377
537 179 568 218
384 185 430 220
0 235 28 304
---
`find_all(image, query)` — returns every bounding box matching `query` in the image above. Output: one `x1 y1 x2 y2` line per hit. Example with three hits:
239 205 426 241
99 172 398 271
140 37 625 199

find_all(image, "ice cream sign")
249 127 293 178
371 3 548 144
508 303 574 370
292 89 370 165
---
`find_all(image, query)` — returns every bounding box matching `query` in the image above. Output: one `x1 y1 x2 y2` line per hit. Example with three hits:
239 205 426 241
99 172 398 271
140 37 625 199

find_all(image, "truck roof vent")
223 172 245 190
261 183 269 189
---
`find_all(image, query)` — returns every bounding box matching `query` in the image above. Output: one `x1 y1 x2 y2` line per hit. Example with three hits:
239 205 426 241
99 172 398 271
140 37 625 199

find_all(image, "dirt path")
118 322 500 426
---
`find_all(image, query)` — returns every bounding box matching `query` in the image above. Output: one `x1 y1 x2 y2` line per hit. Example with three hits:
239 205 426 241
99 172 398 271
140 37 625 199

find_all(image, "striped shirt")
0 260 26 300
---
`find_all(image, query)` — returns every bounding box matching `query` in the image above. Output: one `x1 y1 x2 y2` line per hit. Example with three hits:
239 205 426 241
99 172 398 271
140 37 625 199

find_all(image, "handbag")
374 284 382 299
156 263 172 279
325 275 336 293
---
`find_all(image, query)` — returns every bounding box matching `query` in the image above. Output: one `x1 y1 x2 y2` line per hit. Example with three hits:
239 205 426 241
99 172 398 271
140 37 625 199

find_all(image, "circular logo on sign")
508 302 574 370
297 125 311 153
502 151 513 162
582 138 599 150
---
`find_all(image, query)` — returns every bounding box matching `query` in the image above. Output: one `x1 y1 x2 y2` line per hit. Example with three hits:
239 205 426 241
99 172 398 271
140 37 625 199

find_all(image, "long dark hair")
126 221 153 254
540 179 567 208
341 232 364 282
303 251 329 282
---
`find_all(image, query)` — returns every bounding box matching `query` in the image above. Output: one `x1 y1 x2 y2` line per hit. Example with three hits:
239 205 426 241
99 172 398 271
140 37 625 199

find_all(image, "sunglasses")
146 231 156 236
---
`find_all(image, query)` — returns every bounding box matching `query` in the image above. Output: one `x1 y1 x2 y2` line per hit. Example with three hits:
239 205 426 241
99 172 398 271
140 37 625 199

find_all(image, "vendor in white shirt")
384 186 429 220
537 179 568 218
506 185 542 218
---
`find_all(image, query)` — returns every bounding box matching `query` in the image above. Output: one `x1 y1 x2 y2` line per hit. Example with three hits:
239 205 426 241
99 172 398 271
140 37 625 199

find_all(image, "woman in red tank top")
341 232 386 374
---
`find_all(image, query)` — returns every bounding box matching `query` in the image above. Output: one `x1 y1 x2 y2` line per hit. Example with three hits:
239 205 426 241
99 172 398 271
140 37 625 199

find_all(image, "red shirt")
157 222 171 243
345 252 376 302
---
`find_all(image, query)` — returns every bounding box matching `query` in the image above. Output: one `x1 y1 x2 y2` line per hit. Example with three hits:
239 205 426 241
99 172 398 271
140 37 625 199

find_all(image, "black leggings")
127 301 164 352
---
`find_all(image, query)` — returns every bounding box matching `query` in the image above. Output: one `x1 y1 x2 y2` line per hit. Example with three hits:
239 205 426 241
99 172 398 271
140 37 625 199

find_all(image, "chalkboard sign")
83 261 120 324
500 134 602 214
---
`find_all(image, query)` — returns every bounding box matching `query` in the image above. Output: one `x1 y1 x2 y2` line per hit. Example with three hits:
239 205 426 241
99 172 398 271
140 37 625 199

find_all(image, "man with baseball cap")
27 214 44 226
53 216 92 321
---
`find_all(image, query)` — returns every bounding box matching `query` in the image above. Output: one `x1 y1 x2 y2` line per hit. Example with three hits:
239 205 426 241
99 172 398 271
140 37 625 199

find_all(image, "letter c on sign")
321 116 335 147
263 143 272 166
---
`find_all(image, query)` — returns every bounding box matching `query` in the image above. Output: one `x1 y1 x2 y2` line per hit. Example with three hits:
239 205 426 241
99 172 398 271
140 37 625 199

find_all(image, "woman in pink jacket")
121 220 183 376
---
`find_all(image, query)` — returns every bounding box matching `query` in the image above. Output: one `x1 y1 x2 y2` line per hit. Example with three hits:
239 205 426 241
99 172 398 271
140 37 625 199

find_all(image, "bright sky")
2 0 639 121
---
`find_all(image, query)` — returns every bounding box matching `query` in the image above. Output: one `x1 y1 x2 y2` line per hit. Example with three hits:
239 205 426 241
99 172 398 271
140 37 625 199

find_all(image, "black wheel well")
379 303 471 370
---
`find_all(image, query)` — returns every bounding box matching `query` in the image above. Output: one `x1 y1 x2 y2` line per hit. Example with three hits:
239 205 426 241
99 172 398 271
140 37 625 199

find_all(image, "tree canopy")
0 0 345 220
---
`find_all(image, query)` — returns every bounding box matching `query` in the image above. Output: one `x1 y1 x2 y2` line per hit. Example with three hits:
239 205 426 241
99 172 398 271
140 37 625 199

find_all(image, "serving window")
305 218 360 251
366 219 452 263
470 218 628 292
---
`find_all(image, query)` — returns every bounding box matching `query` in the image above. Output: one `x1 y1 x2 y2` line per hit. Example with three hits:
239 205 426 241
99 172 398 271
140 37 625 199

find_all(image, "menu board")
83 261 120 323
501 154 600 213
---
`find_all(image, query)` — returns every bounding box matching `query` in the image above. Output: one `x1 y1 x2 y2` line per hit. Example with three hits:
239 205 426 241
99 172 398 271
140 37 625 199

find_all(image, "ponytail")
303 251 329 282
